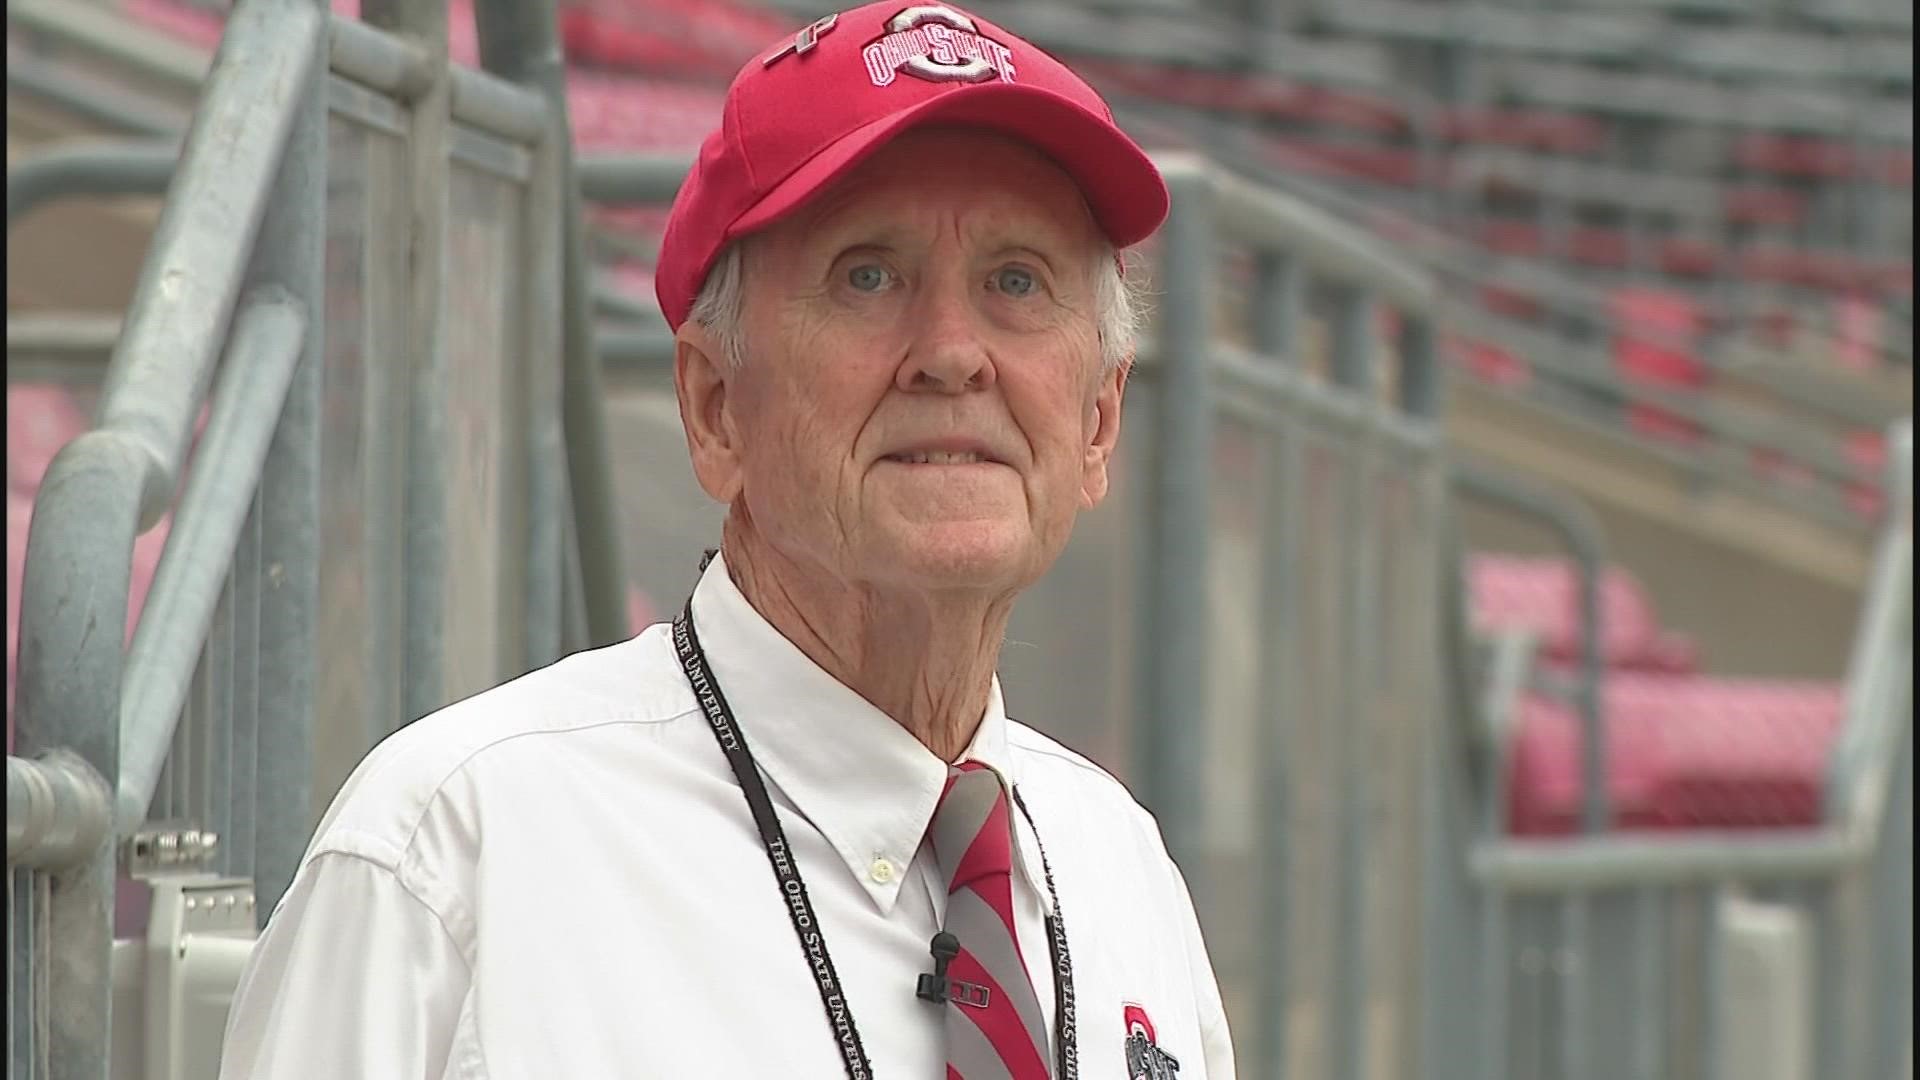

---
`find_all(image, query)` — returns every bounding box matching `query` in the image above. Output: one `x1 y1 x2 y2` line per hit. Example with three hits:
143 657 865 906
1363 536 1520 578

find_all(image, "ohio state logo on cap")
861 5 1017 88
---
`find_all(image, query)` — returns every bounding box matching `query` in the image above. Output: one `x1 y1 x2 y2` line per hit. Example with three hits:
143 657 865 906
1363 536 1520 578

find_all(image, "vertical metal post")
1329 284 1376 394
1703 883 1727 1080
1868 654 1913 1080
1425 512 1489 1080
230 495 263 886
1574 554 1605 835
204 574 235 863
1481 889 1511 1080
1560 892 1592 1080
1331 371 1381 1080
1399 313 1442 421
1136 166 1215 878
1254 339 1299 1078
1630 887 1665 1080
366 0 453 726
1251 250 1305 365
1451 464 1610 833
7 869 26 1078
245 0 327 917
472 0 631 650
518 100 567 671
14 433 145 1080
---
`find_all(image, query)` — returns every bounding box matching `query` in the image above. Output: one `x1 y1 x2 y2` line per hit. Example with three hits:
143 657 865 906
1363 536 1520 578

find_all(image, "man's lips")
880 439 1006 466
883 450 996 465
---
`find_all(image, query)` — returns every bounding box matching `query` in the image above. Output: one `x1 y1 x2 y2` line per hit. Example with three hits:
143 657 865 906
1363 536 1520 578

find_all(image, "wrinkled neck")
719 517 1011 762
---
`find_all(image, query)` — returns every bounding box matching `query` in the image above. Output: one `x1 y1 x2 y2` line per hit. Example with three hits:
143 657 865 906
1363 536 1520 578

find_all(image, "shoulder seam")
304 849 476 976
381 707 704 865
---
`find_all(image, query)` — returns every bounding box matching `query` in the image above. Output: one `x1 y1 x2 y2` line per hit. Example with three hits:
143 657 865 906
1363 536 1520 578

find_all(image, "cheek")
1014 360 1103 478
734 370 871 513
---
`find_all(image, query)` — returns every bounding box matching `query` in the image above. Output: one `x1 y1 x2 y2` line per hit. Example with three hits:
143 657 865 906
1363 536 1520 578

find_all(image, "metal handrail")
91 4 323 532
1450 459 1611 833
115 290 308 832
1472 413 1913 889
1826 416 1916 831
4 139 178 224
14 0 322 804
9 6 324 1072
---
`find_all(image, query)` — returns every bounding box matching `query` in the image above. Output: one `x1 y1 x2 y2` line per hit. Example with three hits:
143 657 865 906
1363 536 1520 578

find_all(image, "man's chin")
868 522 1039 591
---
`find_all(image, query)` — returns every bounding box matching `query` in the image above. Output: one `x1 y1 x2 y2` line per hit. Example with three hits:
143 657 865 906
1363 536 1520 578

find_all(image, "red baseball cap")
654 0 1170 330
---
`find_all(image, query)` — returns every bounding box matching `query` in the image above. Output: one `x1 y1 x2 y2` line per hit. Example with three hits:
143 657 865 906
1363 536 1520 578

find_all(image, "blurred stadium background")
5 0 1911 1077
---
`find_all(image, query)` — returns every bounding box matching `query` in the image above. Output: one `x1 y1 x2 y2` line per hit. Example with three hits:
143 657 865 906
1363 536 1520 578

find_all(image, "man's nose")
897 280 997 394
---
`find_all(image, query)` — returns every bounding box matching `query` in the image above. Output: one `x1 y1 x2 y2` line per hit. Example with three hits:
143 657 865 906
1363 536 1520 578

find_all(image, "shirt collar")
688 552 1051 915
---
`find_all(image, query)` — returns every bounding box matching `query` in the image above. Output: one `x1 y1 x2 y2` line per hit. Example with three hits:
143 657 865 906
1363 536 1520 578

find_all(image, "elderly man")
219 3 1234 1077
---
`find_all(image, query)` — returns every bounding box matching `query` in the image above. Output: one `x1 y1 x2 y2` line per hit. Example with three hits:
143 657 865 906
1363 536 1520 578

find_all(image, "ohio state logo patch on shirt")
1124 1003 1182 1079
862 5 1017 87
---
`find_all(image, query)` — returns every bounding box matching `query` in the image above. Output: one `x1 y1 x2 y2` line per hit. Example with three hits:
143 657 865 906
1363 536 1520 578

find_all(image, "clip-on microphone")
916 932 991 1007
916 932 961 1003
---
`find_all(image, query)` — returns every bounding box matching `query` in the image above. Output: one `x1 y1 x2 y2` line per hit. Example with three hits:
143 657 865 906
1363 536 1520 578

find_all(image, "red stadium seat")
1074 60 1412 136
1467 555 1681 672
1477 221 1545 257
1567 226 1630 269
1479 282 1542 320
1724 187 1807 228
559 0 792 80
1448 336 1532 388
1439 107 1607 155
1883 149 1914 188
1844 429 1888 520
1735 133 1863 181
1833 294 1884 373
1506 674 1844 835
1610 288 1707 444
1258 137 1425 188
1657 237 1722 278
1735 247 1881 292
567 73 726 152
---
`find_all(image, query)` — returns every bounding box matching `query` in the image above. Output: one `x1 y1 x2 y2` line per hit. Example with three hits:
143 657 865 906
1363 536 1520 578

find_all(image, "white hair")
686 237 1146 374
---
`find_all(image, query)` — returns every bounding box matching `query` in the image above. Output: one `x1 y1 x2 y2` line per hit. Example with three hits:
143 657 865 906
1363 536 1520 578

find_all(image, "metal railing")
1454 417 1913 1080
6 5 1913 1080
6 0 633 651
4 0 604 1074
10 3 328 1073
1134 108 1907 543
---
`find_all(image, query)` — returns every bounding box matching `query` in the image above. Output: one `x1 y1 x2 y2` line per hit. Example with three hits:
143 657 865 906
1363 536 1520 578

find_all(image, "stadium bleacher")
17 0 1906 831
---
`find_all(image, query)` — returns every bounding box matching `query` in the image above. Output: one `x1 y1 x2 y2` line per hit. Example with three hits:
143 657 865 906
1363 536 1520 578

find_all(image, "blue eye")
847 264 893 292
993 266 1037 297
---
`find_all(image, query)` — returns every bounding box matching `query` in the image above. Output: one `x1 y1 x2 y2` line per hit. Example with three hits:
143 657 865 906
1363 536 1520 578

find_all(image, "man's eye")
992 266 1038 298
847 264 894 292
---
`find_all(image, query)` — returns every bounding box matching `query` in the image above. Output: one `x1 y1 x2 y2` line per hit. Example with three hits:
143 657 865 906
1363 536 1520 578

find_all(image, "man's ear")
675 322 745 504
1079 359 1127 508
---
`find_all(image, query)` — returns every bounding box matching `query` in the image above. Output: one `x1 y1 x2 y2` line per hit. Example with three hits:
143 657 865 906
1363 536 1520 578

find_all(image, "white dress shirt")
219 554 1236 1078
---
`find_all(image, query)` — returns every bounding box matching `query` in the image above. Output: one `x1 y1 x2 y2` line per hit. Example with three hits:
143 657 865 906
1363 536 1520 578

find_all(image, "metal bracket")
123 823 222 879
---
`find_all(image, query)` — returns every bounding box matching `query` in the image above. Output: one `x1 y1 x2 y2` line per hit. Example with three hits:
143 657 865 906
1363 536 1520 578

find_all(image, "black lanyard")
672 605 1078 1080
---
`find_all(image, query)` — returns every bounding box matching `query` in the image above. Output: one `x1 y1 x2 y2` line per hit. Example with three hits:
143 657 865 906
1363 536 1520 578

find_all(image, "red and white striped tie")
928 761 1051 1080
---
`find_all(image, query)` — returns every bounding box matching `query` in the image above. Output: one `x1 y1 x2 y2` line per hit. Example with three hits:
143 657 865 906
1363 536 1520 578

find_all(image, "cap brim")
727 82 1168 250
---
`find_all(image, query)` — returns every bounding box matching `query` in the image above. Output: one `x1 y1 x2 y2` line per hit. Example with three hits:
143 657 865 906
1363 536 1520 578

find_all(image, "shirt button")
869 858 896 884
